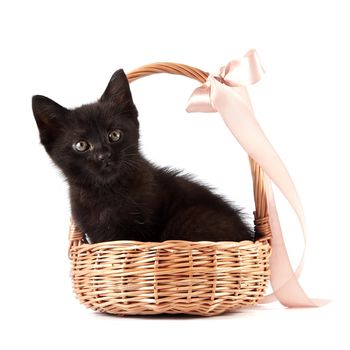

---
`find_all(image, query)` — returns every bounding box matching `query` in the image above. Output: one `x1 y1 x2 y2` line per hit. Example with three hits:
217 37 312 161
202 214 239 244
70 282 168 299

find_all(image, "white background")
0 0 349 349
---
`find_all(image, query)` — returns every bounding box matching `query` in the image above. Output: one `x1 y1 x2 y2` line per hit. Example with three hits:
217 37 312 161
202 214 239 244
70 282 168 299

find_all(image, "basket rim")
70 238 269 250
69 238 271 261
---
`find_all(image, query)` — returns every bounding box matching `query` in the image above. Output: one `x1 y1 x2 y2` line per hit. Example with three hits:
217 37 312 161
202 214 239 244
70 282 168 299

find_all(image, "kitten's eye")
74 140 90 152
108 130 123 143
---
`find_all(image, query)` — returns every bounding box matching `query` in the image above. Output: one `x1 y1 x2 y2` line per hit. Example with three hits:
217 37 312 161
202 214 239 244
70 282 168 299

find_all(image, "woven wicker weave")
69 63 272 316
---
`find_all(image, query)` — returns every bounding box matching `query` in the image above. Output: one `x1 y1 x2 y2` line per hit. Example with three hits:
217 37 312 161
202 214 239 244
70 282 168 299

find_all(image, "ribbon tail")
263 176 329 307
209 78 329 307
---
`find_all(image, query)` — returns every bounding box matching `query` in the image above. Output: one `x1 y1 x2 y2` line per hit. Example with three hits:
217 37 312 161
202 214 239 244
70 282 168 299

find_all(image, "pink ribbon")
186 49 328 307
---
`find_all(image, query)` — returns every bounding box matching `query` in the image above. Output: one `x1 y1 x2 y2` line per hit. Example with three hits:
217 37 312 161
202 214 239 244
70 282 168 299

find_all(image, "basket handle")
68 62 271 255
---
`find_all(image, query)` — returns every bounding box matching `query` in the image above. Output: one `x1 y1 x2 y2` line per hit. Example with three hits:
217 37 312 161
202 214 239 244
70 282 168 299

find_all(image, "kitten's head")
32 69 139 185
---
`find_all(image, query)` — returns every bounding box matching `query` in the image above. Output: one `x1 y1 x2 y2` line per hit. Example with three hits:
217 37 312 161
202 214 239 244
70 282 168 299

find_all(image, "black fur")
32 69 254 243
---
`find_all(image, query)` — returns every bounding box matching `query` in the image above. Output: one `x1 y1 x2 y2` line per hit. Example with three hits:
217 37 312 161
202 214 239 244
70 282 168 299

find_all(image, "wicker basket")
68 63 272 316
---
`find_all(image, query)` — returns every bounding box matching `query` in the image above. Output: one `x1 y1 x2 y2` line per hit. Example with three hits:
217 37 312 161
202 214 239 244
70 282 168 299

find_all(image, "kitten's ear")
100 69 133 105
32 95 67 146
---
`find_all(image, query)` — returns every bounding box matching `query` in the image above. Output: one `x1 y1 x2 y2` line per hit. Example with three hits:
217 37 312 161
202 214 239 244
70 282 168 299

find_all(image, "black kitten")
32 69 254 243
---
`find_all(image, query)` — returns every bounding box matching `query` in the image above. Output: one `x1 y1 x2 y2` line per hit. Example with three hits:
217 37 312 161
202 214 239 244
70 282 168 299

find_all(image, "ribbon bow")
187 50 328 308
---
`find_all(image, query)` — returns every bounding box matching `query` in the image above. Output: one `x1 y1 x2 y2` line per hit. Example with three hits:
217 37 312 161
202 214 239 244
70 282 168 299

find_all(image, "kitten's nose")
96 151 112 162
